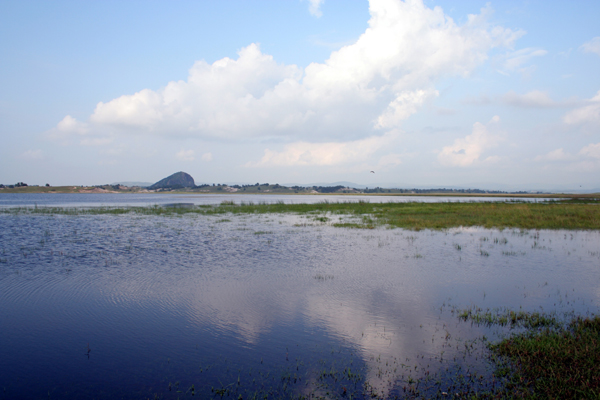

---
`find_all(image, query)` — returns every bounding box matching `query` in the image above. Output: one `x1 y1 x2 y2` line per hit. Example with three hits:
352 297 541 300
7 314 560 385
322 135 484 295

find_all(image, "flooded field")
1 210 599 399
0 192 551 208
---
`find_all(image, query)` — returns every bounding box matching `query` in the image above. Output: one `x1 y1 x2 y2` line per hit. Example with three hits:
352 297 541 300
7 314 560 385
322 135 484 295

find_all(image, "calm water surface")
0 210 599 399
0 192 550 208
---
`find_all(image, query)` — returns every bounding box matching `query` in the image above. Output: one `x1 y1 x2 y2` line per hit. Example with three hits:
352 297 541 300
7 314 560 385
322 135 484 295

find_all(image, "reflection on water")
0 212 599 399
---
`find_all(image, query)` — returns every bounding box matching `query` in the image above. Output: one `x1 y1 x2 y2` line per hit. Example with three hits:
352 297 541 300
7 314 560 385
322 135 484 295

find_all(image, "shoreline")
1 186 599 199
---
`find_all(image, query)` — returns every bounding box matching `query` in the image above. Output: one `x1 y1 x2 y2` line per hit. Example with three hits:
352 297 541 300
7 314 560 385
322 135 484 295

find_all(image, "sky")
1 0 599 190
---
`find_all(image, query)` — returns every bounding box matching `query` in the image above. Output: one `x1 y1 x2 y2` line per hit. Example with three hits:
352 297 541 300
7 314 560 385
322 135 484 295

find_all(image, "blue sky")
1 0 599 190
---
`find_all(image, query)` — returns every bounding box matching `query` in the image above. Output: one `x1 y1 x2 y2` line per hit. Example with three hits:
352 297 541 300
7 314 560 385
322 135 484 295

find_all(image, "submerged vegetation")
3 199 600 230
457 308 600 399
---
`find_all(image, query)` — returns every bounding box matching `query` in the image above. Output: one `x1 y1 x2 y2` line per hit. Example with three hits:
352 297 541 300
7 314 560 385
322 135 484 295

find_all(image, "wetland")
1 195 599 399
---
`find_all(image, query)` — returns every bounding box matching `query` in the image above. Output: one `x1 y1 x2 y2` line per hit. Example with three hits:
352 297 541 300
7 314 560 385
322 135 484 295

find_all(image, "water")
1 210 599 399
0 192 551 208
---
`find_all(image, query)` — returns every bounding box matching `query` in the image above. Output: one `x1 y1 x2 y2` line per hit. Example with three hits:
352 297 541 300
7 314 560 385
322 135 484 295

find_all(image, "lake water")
0 199 598 399
0 192 550 208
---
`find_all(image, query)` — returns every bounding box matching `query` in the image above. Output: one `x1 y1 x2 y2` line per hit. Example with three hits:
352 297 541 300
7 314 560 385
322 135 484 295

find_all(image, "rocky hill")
148 172 195 190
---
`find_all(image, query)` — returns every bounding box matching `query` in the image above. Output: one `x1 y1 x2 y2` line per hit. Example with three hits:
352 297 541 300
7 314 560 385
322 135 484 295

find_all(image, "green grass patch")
457 307 600 398
490 316 600 398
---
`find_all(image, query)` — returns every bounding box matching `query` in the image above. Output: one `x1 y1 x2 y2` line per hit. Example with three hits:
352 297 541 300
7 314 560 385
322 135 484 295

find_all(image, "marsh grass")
457 306 562 330
457 307 600 399
488 316 600 398
4 200 600 230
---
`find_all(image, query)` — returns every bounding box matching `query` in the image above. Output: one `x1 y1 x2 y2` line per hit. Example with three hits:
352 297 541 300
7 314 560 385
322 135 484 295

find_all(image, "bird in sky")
370 171 375 173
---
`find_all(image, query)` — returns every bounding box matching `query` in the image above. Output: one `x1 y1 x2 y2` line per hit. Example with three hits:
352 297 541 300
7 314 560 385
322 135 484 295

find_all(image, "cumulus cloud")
248 131 399 167
48 115 89 140
53 0 521 148
438 116 502 167
375 89 437 129
47 115 115 146
581 37 600 56
307 0 324 17
201 152 213 162
176 149 195 161
563 90 600 130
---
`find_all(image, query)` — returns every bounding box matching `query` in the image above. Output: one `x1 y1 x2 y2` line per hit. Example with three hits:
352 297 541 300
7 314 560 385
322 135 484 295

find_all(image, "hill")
148 172 195 190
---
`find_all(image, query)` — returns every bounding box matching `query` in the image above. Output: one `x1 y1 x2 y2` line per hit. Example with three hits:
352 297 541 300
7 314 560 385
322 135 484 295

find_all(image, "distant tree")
45 183 50 187
315 185 344 193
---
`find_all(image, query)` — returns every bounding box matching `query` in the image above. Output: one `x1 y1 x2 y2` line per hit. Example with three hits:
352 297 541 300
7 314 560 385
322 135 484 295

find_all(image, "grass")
457 306 561 329
3 200 600 230
457 307 600 399
488 316 600 398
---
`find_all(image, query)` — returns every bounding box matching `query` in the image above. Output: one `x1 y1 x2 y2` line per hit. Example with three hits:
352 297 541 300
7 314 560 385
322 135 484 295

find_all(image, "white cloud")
19 149 43 160
580 143 600 159
47 115 115 146
500 47 546 77
563 90 600 130
53 0 521 145
307 0 324 17
375 153 404 169
248 131 399 167
48 115 89 140
581 37 600 56
201 152 213 162
176 149 195 161
533 143 600 172
502 90 559 108
80 137 113 146
438 116 502 167
375 89 437 129
534 148 573 162
483 155 501 163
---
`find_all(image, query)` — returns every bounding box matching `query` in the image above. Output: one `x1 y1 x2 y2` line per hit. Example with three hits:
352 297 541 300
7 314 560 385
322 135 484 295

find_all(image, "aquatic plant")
490 315 600 398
